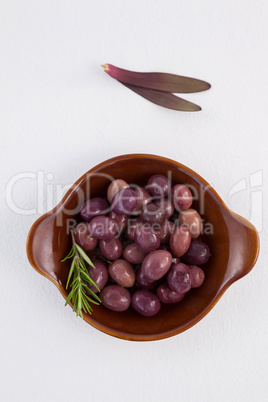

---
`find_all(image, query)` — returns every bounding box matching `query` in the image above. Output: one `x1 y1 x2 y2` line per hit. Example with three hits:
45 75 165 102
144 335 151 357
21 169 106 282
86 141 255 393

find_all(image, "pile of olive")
75 175 210 317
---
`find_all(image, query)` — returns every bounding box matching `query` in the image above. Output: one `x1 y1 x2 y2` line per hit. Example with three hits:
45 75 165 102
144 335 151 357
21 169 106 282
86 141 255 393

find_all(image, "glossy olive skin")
134 224 160 253
122 243 147 264
169 226 191 257
188 265 205 288
108 259 136 288
134 187 152 206
141 250 172 280
147 174 171 197
181 240 210 265
157 283 185 304
74 222 98 250
87 262 108 293
131 188 152 216
109 211 129 233
157 220 175 244
127 218 143 241
99 237 122 260
88 216 118 240
178 208 202 239
136 267 158 290
171 184 193 211
154 199 174 219
167 263 192 293
141 203 165 225
100 285 131 312
131 290 161 317
107 179 129 203
80 197 109 221
111 188 137 215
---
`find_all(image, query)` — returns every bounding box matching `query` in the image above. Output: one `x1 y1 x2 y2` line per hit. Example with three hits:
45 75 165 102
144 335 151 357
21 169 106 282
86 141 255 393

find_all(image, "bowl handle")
221 210 260 287
26 212 69 288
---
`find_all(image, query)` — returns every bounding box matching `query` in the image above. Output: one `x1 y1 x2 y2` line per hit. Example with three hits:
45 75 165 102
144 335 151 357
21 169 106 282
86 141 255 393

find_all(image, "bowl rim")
26 153 260 341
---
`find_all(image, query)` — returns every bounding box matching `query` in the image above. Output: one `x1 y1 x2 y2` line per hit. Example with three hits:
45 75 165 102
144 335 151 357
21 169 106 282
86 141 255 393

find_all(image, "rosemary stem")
62 227 101 317
70 228 76 246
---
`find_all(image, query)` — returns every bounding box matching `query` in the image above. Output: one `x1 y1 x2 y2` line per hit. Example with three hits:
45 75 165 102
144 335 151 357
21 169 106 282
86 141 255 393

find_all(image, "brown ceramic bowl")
26 154 259 341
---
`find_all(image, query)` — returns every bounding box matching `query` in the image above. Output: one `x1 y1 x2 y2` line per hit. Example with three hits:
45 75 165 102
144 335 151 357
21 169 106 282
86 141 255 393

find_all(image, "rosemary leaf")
84 296 101 305
83 299 93 314
84 287 101 302
65 288 75 306
75 244 95 268
66 257 76 289
61 228 101 317
61 246 75 262
82 281 100 294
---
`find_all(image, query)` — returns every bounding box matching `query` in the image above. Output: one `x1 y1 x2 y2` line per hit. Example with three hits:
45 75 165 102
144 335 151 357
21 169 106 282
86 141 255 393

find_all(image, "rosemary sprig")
61 229 101 318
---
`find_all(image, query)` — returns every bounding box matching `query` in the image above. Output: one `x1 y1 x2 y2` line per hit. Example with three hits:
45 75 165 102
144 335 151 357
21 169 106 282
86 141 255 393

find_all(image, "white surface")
1 1 268 401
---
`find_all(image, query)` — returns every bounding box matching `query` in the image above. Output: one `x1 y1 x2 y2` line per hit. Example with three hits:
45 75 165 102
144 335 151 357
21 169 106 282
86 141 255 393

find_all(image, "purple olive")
134 187 152 206
87 262 108 293
181 240 210 265
111 188 137 215
136 267 158 290
178 208 203 238
99 237 122 260
171 185 193 211
107 179 129 203
74 222 98 250
169 226 191 257
109 211 129 233
156 220 175 244
154 199 174 219
80 198 109 221
141 203 165 225
167 263 192 293
188 265 205 287
141 250 172 280
131 290 161 317
127 218 143 241
100 285 131 312
108 259 136 288
134 224 160 253
157 282 185 304
147 175 171 197
88 216 118 240
123 243 147 264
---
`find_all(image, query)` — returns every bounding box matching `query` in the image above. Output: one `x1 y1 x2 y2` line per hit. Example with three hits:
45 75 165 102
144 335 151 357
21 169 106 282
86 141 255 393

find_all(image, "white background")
1 1 268 401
